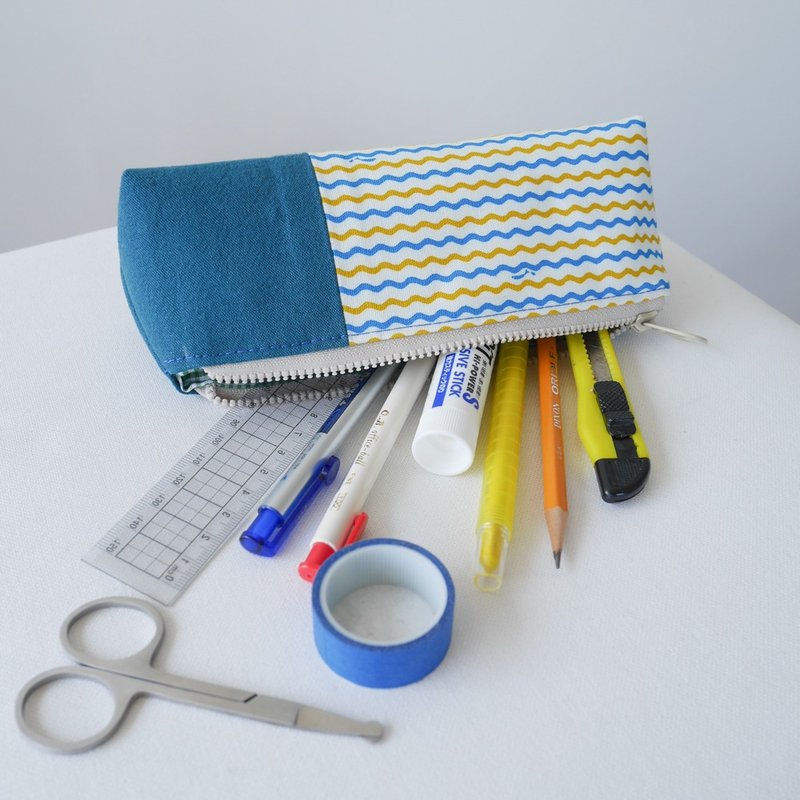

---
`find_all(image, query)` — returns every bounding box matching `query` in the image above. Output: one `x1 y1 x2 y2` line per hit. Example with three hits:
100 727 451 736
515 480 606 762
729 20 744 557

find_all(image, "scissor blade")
295 705 383 741
240 694 383 741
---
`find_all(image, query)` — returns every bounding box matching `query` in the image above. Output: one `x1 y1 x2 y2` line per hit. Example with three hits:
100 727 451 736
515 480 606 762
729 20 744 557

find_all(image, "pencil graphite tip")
553 550 561 569
544 507 567 562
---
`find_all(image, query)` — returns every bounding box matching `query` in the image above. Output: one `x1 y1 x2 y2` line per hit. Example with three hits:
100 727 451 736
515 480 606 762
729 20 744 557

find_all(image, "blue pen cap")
239 508 284 556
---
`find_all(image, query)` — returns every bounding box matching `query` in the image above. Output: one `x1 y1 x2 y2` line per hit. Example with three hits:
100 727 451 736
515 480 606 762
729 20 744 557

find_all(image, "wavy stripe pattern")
326 176 652 225
317 149 649 191
339 247 664 297
309 117 668 344
377 298 644 342
328 197 655 242
332 213 657 260
315 132 646 176
346 281 670 336
313 117 646 163
322 166 652 213
337 232 662 280
342 264 666 316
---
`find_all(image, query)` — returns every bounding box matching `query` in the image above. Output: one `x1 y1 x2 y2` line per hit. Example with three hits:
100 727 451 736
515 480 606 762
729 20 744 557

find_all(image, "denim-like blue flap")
118 154 347 382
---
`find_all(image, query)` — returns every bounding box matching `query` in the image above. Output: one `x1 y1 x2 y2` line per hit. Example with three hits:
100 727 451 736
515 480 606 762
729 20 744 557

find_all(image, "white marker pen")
298 357 435 581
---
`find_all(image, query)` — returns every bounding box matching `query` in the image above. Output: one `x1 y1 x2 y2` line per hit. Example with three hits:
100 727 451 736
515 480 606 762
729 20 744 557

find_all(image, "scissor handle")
15 664 140 754
60 596 166 673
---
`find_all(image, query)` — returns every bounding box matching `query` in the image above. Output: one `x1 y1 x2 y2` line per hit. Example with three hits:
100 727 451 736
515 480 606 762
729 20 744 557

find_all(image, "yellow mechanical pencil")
474 339 529 592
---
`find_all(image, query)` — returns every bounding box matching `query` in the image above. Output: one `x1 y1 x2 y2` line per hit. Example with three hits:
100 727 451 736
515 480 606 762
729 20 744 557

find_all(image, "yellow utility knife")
566 330 650 503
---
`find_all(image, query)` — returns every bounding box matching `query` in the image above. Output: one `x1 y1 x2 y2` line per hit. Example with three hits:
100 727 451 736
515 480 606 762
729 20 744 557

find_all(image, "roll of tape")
312 539 455 688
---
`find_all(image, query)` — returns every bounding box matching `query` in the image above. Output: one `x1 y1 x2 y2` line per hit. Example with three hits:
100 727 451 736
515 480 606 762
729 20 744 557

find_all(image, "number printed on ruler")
83 375 358 604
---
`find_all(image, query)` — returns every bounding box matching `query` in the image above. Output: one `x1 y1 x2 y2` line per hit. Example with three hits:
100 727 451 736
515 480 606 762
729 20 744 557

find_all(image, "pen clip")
240 455 340 556
341 512 368 548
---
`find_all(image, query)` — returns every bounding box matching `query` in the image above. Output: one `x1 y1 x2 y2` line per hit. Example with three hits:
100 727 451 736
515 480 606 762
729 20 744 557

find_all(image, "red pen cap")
298 513 369 583
298 543 335 583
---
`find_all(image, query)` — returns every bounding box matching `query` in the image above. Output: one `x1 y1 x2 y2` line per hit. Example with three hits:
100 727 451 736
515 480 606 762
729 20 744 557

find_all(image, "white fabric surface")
1 229 798 799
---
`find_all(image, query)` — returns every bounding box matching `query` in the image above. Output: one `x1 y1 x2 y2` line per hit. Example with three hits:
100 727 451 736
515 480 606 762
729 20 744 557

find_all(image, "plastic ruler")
83 374 360 605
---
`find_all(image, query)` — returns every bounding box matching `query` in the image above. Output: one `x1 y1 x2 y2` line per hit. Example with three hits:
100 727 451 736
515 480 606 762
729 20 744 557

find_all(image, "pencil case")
118 115 669 403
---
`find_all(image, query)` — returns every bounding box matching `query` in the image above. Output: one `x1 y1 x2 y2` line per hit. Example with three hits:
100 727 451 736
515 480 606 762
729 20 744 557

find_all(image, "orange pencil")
536 337 568 568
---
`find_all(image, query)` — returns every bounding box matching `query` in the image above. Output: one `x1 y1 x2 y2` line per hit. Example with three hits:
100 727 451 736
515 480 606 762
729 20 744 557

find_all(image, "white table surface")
1 229 798 799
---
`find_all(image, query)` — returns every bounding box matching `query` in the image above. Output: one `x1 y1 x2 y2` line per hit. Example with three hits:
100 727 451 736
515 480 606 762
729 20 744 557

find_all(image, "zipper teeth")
196 378 359 408
216 315 642 385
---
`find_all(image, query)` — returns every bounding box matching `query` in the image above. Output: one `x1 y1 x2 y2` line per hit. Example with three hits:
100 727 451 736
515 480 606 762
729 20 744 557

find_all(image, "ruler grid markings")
82 373 365 603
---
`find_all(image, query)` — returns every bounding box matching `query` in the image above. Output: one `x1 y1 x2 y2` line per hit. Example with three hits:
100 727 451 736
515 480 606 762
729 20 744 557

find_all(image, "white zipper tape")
201 298 667 387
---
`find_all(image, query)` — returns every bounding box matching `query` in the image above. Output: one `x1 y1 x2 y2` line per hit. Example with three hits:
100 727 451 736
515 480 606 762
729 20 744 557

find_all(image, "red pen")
298 512 368 582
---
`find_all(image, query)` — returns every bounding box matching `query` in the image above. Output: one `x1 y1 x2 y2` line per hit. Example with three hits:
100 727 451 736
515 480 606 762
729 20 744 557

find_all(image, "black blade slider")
593 380 650 503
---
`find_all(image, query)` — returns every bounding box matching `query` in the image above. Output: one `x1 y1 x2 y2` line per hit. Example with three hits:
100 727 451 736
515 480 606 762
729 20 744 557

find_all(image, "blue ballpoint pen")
240 454 341 556
239 365 398 556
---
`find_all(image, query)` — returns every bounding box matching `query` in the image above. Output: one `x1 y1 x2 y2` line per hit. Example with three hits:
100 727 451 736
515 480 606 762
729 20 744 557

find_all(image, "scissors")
16 596 383 753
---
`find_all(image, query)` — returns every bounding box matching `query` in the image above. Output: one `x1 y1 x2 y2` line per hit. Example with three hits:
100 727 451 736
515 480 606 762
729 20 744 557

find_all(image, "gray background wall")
2 0 798 321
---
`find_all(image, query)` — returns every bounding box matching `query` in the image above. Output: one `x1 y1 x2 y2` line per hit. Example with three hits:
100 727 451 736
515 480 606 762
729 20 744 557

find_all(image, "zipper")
180 298 704 401
628 310 708 344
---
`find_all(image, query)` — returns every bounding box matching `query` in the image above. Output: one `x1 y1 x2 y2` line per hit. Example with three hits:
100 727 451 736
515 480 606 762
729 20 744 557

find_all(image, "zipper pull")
631 312 708 345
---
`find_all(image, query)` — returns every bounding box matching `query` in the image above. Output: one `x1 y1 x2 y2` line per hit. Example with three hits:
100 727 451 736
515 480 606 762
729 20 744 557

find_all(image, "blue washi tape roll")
312 538 455 688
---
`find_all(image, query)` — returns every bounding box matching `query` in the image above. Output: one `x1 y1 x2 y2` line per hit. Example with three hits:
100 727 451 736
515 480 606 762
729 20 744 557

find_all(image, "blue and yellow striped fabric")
310 116 668 346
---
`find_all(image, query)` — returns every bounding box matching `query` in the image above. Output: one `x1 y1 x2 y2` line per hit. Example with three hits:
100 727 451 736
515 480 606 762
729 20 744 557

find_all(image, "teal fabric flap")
118 154 347 383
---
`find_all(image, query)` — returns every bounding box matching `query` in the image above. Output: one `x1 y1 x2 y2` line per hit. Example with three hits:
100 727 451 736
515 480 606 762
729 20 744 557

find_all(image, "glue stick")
412 344 497 475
